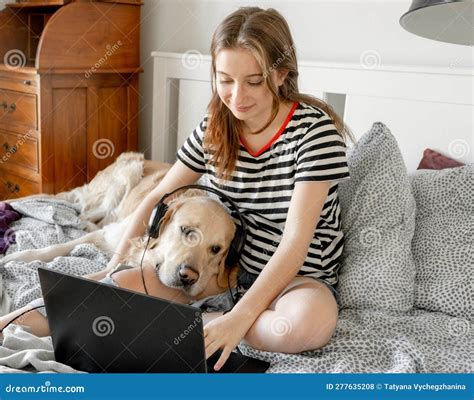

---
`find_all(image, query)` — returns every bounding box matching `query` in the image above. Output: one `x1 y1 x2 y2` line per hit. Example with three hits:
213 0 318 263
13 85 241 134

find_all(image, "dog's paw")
0 252 21 264
1 250 43 264
83 221 100 233
1 253 19 264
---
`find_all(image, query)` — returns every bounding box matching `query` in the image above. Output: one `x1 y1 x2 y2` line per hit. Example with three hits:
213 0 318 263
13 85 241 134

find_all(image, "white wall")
0 0 8 10
142 0 473 158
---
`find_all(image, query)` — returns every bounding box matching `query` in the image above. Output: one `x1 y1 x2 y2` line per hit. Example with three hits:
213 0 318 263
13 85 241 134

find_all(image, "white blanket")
0 325 82 373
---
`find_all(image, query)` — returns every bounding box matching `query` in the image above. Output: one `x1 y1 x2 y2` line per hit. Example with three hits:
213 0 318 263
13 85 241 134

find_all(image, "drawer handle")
0 102 16 112
23 80 32 86
5 181 20 193
2 142 17 153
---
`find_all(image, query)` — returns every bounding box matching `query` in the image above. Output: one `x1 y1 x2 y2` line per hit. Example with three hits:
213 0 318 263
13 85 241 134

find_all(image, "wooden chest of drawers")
0 68 40 198
0 0 142 200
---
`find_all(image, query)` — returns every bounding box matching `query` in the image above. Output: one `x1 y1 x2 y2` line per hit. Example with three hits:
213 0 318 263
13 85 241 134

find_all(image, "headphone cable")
225 270 243 355
227 271 237 307
140 235 151 296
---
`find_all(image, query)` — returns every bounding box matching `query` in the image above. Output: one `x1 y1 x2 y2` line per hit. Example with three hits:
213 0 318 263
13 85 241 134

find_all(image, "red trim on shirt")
240 102 298 157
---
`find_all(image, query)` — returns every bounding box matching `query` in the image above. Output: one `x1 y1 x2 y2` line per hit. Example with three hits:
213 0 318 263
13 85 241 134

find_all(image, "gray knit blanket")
0 198 471 373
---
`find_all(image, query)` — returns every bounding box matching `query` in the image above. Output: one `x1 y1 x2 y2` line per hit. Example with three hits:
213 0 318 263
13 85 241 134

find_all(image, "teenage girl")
0 7 352 371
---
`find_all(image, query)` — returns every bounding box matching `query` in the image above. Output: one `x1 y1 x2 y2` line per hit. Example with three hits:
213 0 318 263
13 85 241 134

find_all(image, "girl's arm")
231 180 331 322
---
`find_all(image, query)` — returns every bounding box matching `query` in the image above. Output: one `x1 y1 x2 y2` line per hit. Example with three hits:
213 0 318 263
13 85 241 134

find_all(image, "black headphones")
148 184 246 267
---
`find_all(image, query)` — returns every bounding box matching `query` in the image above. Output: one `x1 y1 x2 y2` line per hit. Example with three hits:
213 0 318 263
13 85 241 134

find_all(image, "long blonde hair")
205 7 354 180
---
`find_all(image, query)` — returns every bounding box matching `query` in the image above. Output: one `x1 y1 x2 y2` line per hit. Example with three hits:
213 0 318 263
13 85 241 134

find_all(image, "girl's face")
215 48 285 130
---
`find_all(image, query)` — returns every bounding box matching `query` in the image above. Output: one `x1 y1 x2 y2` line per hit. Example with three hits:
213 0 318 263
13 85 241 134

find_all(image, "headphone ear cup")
225 248 237 267
225 247 237 267
225 226 245 267
148 203 168 238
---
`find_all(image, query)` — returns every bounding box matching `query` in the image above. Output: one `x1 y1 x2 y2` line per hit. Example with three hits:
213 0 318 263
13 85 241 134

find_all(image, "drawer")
0 170 39 200
0 88 37 130
0 72 38 94
0 130 39 172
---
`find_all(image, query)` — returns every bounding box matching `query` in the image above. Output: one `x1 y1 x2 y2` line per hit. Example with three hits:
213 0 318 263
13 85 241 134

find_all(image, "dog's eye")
211 245 221 255
180 226 190 234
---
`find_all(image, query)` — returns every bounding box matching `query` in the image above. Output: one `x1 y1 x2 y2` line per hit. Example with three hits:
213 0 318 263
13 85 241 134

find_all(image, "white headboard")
151 51 473 173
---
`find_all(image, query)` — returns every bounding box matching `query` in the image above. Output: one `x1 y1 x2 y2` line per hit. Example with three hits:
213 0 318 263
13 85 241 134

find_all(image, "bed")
0 51 472 373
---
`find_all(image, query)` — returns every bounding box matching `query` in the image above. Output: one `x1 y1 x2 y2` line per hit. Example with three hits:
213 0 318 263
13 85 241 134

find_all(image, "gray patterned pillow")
410 165 473 320
338 122 416 312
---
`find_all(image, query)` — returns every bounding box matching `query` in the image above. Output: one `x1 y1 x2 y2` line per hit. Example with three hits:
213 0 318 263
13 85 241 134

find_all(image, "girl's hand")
204 310 255 371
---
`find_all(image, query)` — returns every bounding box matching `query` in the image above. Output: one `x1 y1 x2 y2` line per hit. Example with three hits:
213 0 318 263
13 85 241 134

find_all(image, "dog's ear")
148 237 160 249
157 207 174 237
157 197 186 236
128 236 149 250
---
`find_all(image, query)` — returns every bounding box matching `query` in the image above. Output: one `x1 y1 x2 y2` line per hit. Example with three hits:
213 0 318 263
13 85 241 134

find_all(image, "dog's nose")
178 265 198 285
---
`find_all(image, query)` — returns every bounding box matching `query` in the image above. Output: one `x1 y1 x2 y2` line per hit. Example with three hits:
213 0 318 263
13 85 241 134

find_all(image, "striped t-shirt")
176 102 350 287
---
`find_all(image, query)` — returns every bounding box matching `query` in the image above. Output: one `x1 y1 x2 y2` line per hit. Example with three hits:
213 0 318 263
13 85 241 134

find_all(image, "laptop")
38 267 270 373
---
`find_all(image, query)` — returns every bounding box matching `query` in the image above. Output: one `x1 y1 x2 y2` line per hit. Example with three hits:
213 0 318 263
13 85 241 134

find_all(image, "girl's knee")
243 305 338 353
270 319 336 353
244 327 317 354
292 303 338 348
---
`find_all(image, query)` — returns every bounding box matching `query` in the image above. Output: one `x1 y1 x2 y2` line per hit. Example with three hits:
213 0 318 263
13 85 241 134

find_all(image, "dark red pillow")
417 148 465 170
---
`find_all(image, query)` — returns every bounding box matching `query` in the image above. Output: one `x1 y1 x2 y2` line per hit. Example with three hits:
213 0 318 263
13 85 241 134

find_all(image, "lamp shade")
400 0 473 45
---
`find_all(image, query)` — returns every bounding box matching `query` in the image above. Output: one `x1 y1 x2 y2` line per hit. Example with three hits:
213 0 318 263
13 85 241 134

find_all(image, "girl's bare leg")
0 305 50 338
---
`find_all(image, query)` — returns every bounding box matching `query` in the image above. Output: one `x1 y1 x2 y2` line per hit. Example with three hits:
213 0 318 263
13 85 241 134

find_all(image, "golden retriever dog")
2 152 239 302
